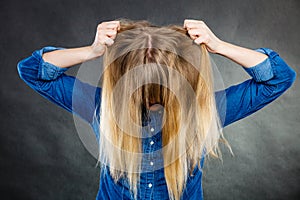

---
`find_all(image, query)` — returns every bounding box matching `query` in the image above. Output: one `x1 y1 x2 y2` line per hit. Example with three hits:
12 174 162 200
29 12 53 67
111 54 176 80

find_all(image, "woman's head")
103 19 204 109
98 19 230 200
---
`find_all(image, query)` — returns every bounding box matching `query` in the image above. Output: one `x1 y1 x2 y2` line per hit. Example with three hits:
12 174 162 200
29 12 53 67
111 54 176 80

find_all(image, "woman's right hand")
91 20 120 57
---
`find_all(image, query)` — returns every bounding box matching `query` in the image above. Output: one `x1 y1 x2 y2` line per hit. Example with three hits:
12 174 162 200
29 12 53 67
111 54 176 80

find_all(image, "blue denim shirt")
17 46 296 200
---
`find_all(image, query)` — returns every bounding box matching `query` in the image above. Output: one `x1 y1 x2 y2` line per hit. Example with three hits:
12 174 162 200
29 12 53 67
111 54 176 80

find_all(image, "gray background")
1 0 299 199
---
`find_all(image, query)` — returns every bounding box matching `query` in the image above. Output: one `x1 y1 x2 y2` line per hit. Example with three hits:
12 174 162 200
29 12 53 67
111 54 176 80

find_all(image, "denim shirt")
17 46 296 200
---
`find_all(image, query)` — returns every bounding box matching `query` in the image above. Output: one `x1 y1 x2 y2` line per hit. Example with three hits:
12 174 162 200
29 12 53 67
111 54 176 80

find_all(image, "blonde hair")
98 19 231 200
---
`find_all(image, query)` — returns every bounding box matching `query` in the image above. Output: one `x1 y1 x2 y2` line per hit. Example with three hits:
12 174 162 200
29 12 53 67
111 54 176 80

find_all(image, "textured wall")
0 0 299 199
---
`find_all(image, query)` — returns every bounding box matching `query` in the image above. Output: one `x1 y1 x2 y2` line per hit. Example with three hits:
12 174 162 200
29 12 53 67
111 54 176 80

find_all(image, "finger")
184 20 204 28
105 30 117 37
184 19 203 24
184 19 203 28
102 21 120 29
106 32 117 40
103 36 114 46
188 28 202 36
187 29 203 40
115 21 120 30
103 23 119 30
99 34 112 45
189 34 198 40
185 22 205 30
102 20 120 26
104 20 120 24
102 27 117 39
194 37 205 45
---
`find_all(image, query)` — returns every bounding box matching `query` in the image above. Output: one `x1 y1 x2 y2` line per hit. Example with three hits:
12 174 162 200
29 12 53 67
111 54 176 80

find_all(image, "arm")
42 46 99 68
215 48 296 127
184 19 297 127
184 19 268 67
17 46 101 124
17 21 120 124
42 21 120 68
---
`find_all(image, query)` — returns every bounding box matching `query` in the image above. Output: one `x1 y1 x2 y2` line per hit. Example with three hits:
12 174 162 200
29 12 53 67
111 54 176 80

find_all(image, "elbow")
285 67 297 89
273 67 297 97
16 56 38 85
17 59 26 81
289 67 297 84
275 55 297 89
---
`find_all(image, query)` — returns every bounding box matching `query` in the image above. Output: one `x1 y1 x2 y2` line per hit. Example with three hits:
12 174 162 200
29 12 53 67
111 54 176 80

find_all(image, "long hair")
98 19 231 200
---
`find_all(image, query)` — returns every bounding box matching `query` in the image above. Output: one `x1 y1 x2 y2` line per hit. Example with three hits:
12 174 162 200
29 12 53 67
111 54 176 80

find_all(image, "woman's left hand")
184 19 223 53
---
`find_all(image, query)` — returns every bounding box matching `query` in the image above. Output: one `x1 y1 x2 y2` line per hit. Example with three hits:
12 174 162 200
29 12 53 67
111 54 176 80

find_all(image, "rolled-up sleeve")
215 48 297 127
17 46 101 124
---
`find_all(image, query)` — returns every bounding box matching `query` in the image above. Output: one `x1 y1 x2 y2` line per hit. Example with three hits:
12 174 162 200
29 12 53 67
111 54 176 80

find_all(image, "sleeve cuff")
242 48 276 82
33 46 68 80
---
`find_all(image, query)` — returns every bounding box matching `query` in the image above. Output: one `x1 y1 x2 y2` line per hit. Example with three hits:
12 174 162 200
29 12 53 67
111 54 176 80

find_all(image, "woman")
17 19 296 200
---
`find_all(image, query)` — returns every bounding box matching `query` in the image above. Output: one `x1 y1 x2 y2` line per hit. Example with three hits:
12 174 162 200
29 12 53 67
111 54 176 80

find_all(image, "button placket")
148 116 156 170
142 109 164 198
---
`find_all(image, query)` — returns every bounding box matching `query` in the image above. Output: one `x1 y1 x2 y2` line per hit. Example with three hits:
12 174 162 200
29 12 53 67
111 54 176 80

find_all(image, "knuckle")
97 24 104 29
188 29 193 33
98 33 105 39
106 30 115 35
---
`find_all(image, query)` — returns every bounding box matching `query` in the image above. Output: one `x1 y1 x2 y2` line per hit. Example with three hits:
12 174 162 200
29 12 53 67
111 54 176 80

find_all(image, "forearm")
216 41 268 68
42 46 100 68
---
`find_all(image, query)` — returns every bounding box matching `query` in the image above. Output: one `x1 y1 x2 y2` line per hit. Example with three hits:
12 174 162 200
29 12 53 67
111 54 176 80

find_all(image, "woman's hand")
91 20 120 57
42 20 120 68
184 19 223 53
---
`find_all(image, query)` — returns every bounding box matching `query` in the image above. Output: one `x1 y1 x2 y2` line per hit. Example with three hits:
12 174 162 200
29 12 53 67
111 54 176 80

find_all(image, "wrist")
85 45 103 61
214 40 229 55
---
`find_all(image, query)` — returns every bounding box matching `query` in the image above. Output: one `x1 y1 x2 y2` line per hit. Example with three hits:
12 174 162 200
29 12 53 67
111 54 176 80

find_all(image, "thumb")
104 37 114 46
194 37 205 45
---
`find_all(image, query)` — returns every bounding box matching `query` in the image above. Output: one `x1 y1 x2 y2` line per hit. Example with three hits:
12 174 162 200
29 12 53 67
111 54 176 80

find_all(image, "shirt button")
150 127 154 132
150 141 154 145
148 183 153 188
150 161 154 166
